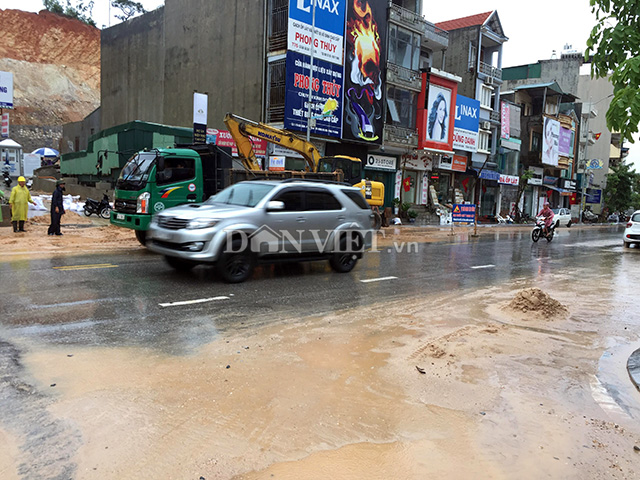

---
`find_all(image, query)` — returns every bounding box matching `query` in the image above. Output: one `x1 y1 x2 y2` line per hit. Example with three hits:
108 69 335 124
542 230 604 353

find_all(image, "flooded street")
1 225 639 479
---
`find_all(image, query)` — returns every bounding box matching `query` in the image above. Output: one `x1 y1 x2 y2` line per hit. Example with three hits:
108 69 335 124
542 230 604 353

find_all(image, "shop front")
398 150 434 205
476 169 500 219
433 154 470 205
364 154 398 207
497 174 519 217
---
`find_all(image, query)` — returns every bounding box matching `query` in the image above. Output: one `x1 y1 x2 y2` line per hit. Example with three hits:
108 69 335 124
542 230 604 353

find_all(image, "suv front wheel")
329 231 363 273
217 238 255 283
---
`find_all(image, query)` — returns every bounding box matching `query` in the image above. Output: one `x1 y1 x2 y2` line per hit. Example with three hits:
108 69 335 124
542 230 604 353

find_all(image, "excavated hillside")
0 8 100 140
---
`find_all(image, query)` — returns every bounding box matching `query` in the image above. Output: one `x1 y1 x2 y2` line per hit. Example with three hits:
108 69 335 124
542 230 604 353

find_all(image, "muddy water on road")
2 256 640 479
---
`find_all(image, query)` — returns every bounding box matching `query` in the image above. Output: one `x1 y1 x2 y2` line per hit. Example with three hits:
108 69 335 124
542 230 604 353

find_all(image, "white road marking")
470 264 495 269
360 276 398 283
54 263 118 271
159 296 230 308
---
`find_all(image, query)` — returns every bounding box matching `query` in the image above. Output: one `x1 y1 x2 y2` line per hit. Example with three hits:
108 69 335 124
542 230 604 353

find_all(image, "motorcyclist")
538 202 555 237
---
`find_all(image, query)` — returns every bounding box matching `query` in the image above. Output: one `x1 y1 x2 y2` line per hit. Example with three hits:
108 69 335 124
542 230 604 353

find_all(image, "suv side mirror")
266 200 285 211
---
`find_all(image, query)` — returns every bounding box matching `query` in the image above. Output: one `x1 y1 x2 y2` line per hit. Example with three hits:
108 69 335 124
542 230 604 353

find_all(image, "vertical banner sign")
1 113 9 138
500 101 510 139
342 0 386 144
0 71 14 109
193 92 208 144
285 51 343 138
453 95 480 152
558 126 572 157
541 116 560 166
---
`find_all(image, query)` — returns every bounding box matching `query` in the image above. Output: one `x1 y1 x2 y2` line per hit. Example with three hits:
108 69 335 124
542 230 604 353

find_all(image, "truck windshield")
116 152 158 190
206 183 276 207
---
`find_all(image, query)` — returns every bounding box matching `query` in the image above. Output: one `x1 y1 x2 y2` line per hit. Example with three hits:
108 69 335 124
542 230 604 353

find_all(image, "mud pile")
504 288 568 318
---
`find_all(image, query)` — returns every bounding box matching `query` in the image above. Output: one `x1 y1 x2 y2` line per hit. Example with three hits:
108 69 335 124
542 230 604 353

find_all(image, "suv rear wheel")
217 238 255 283
329 231 363 273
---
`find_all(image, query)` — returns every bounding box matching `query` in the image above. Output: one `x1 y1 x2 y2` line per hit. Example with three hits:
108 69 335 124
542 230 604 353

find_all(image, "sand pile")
504 288 568 318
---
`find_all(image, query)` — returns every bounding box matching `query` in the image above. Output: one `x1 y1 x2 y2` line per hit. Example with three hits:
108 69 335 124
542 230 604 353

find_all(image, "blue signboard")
284 51 343 138
586 188 602 204
288 0 346 65
477 169 500 181
454 95 480 131
452 204 476 223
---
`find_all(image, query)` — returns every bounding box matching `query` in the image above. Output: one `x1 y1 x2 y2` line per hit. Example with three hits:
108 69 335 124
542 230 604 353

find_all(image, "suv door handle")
296 217 306 223
337 216 346 221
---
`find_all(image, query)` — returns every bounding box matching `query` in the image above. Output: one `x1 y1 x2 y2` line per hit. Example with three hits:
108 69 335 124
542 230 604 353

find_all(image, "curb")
627 348 640 391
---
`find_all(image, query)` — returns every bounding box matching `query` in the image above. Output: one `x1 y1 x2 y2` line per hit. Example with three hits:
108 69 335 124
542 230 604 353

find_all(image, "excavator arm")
224 113 320 172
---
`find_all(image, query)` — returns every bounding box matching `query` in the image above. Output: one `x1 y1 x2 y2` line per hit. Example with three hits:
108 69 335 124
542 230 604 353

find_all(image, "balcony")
383 124 418 148
490 110 501 124
386 63 422 92
389 4 448 50
479 61 502 82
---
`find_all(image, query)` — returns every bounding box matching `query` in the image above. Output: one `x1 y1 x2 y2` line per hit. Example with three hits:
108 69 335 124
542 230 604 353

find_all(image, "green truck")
110 143 342 244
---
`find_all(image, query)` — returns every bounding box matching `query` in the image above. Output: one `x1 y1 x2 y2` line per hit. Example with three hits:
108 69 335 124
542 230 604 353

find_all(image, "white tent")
0 138 24 176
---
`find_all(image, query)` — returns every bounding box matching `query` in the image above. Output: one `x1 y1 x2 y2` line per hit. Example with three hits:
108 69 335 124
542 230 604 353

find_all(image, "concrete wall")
101 8 166 129
100 0 266 132
162 0 265 129
433 27 478 99
61 108 102 154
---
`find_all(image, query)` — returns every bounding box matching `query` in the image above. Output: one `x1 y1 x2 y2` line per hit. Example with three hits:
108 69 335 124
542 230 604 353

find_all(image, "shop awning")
545 185 573 196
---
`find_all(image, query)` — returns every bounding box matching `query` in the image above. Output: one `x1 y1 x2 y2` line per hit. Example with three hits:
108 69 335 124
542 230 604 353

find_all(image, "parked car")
623 210 640 248
552 207 572 228
147 180 376 282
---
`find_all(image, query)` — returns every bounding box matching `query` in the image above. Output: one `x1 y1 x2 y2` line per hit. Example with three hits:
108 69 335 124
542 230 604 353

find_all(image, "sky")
1 0 638 171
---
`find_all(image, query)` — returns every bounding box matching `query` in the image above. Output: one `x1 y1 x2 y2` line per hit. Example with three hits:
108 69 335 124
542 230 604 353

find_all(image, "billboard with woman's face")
542 116 560 166
426 84 451 143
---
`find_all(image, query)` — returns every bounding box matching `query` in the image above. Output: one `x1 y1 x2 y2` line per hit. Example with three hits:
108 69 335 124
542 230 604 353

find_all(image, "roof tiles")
435 11 493 31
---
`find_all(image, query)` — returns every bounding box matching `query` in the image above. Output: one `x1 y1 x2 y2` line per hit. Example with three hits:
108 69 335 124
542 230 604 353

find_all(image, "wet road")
2 224 640 479
0 225 632 354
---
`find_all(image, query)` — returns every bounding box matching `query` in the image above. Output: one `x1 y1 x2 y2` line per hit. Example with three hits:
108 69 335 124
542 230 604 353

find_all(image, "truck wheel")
165 255 197 271
329 231 362 273
217 240 255 283
135 230 147 245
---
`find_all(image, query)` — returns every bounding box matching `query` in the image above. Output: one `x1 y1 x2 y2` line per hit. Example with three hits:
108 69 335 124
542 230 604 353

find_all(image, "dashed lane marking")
470 264 495 269
360 276 398 283
159 296 230 308
53 263 119 271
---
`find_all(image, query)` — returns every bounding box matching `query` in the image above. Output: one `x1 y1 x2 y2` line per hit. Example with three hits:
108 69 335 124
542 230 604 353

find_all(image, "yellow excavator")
224 113 385 228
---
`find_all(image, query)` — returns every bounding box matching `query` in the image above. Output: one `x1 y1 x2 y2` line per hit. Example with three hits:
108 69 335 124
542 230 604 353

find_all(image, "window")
267 59 286 123
386 86 417 128
157 158 196 185
478 131 490 153
305 190 342 211
388 24 420 70
531 131 542 152
342 190 370 209
480 85 493 109
272 189 304 211
468 42 477 70
268 0 288 51
500 150 519 176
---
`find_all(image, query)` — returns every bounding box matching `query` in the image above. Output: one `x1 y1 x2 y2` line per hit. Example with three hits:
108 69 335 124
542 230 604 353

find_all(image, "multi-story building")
431 11 508 218
87 0 455 211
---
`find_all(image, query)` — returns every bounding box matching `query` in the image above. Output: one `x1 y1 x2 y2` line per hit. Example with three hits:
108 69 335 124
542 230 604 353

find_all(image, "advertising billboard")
284 51 343 138
341 0 387 144
288 0 346 65
542 116 560 166
453 95 480 152
558 126 572 157
417 72 458 152
500 101 510 139
0 71 13 109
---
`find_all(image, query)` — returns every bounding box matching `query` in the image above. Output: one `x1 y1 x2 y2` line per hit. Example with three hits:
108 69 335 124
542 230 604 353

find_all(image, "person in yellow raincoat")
9 176 36 233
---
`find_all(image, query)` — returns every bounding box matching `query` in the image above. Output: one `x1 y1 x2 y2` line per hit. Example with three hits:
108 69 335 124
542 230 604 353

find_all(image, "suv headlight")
137 192 150 214
187 218 219 229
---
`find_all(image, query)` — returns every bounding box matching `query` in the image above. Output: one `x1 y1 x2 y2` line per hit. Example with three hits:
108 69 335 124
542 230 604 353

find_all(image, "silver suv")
147 180 375 282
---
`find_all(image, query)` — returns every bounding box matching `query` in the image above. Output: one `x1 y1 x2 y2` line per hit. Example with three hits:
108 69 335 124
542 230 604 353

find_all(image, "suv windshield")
116 152 158 190
206 183 276 207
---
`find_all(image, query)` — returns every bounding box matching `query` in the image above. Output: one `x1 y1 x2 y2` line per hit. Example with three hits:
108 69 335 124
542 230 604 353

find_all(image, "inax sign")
0 71 14 109
288 0 346 65
453 95 479 152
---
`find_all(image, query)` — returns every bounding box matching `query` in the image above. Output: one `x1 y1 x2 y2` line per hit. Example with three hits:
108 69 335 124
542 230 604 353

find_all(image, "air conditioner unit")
481 121 491 130
485 76 494 86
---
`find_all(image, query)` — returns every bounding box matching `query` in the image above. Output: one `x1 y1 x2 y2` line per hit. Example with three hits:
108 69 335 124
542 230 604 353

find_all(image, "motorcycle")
84 193 112 219
582 209 598 223
2 169 11 189
532 217 556 243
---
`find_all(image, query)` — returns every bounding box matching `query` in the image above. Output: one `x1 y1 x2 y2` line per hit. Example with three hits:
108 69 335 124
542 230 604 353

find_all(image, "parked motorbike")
84 193 112 219
582 209 598 223
532 217 556 243
2 169 11 188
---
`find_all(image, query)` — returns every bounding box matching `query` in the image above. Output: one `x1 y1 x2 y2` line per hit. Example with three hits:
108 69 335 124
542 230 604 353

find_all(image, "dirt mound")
504 288 568 318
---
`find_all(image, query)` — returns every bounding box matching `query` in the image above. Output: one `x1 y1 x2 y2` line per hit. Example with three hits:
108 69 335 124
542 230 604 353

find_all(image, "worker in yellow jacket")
9 176 35 232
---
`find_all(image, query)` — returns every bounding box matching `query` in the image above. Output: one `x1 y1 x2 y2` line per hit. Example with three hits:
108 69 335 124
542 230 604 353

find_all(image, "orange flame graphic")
348 0 380 88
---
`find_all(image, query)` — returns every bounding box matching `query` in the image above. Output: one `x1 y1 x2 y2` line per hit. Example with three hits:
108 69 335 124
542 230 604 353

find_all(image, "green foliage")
392 197 401 207
603 163 640 212
407 209 418 219
111 0 146 22
42 0 96 27
400 201 411 212
586 0 640 144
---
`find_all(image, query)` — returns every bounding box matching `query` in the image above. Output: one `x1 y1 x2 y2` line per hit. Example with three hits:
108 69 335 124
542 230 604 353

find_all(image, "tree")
603 163 640 212
43 0 96 27
111 0 146 22
586 0 640 144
